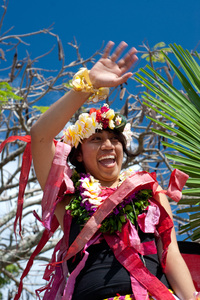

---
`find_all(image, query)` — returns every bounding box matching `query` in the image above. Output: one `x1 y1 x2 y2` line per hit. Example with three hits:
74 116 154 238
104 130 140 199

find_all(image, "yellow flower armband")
71 68 109 103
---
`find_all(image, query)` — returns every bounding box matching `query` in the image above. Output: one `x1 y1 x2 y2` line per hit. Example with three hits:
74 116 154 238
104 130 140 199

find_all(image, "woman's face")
77 130 123 187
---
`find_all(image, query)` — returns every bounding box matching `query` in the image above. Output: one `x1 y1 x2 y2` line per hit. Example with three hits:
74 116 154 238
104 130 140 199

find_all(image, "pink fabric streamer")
37 212 72 300
7 140 74 299
14 142 32 237
130 275 149 300
152 200 174 270
42 141 74 230
0 135 31 152
14 217 59 300
158 169 189 202
63 250 89 300
0 135 32 237
104 233 175 300
62 233 101 300
117 220 157 256
137 201 160 234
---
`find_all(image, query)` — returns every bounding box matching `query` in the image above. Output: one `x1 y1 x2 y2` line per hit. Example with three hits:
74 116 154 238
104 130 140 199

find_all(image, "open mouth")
98 155 116 167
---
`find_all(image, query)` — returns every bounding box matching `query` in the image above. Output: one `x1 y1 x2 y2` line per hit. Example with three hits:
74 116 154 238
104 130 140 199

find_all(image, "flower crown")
63 104 133 148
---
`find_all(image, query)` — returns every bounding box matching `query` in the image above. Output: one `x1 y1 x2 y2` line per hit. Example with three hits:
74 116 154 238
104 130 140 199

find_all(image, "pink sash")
61 169 188 263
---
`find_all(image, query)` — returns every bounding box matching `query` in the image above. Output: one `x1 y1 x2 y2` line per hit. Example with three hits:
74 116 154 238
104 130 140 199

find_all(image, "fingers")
110 41 128 62
118 47 138 73
101 41 115 59
102 41 128 61
102 41 138 71
112 72 133 87
118 47 137 67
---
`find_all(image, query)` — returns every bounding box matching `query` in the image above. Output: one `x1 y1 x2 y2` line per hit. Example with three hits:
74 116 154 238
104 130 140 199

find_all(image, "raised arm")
30 41 138 190
155 189 196 300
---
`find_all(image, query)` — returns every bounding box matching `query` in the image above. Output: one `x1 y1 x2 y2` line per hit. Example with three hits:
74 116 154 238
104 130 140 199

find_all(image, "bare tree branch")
0 5 196 298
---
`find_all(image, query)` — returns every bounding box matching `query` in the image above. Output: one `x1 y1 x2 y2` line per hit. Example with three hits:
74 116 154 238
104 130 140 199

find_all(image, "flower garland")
71 67 110 103
66 171 152 234
63 104 133 148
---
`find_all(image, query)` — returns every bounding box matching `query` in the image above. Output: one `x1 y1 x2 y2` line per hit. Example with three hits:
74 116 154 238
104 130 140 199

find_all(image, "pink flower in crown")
102 118 109 129
63 104 133 148
90 104 115 130
100 105 109 129
101 105 109 114
102 104 115 129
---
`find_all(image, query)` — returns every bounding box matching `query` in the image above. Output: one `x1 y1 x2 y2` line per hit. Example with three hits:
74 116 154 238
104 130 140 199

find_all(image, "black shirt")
68 219 170 300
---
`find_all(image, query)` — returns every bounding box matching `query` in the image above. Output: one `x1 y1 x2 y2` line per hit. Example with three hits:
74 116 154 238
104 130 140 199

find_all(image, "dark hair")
67 128 136 174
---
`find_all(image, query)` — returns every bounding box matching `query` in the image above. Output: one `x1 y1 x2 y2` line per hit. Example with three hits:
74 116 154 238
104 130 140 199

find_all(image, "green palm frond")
135 44 200 241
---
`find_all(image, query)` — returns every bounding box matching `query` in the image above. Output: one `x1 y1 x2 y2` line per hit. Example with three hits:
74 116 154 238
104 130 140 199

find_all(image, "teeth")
99 155 115 161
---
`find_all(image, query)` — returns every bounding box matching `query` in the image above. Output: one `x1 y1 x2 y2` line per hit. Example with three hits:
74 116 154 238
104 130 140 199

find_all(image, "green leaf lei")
66 171 152 234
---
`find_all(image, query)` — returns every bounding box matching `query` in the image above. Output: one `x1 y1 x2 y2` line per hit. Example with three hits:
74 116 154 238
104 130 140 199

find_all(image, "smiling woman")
65 104 129 188
76 129 124 187
13 41 197 300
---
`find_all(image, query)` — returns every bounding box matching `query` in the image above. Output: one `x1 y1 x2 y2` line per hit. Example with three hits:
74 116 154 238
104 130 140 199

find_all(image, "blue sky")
2 0 200 109
3 0 200 65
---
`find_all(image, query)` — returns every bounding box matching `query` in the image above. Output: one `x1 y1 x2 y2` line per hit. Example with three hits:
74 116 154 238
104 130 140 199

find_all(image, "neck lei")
66 169 152 234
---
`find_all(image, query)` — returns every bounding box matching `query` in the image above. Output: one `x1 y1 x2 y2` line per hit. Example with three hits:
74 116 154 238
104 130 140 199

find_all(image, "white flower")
71 68 92 92
105 108 115 121
63 124 81 148
109 119 115 129
63 112 98 147
119 167 135 182
122 123 133 147
115 115 122 126
80 176 102 208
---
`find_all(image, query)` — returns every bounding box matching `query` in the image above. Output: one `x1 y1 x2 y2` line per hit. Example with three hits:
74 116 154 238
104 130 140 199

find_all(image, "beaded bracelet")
71 67 109 103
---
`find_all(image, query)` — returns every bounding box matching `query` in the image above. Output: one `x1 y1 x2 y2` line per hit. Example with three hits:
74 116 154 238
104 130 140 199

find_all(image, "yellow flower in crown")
63 104 133 148
78 112 98 139
103 105 115 129
105 106 115 120
64 124 80 148
64 112 98 147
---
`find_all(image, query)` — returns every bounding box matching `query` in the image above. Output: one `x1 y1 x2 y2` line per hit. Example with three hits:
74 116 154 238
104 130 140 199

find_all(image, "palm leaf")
135 43 200 240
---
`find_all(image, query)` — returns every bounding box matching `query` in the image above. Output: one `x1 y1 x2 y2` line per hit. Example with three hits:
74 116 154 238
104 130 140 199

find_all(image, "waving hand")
89 41 138 88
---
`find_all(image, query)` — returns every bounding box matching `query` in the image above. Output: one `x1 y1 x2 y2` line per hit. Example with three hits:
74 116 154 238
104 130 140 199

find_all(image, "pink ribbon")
158 169 189 202
0 135 32 237
104 233 175 300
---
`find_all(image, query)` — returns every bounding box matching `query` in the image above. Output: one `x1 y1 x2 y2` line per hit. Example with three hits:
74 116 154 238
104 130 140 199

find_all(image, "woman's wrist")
70 87 92 99
71 68 109 103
